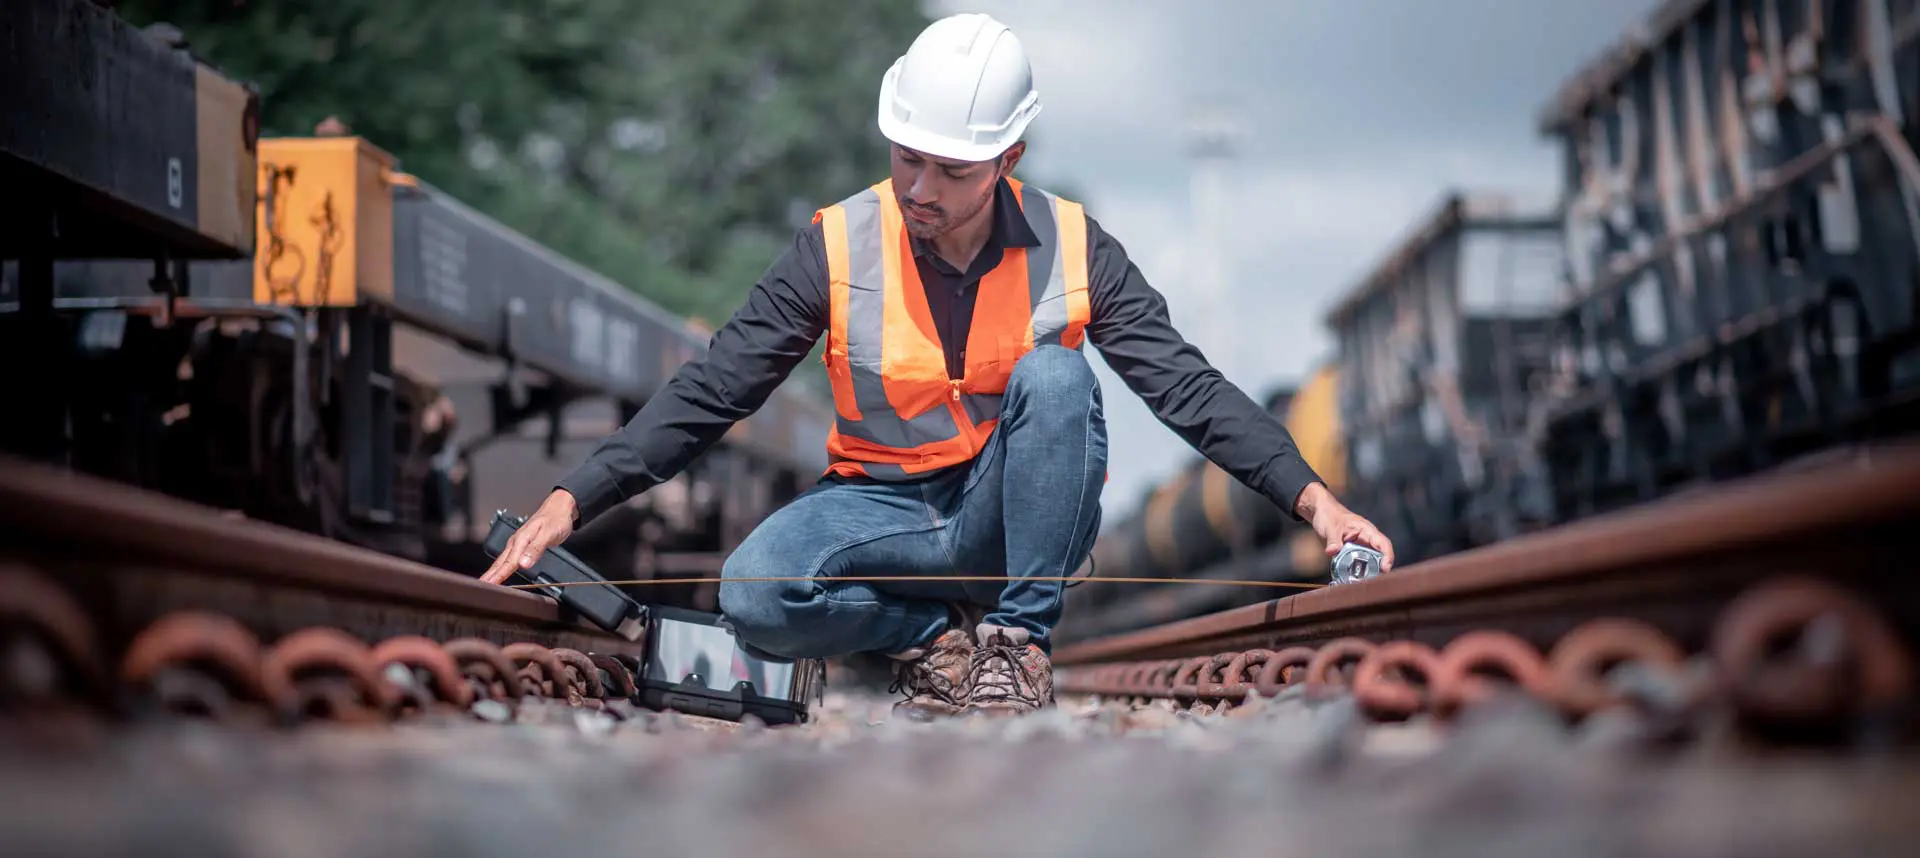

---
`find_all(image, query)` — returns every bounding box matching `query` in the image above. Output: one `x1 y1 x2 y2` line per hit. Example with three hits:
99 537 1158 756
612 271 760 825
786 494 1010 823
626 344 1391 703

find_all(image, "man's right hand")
480 489 579 585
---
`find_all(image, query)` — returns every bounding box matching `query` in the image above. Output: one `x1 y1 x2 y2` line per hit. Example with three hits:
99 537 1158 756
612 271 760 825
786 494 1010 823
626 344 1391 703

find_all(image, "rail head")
0 452 587 629
1054 440 1920 665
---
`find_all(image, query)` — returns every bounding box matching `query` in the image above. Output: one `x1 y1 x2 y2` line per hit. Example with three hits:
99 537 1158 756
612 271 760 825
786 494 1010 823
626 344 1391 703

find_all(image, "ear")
998 142 1027 178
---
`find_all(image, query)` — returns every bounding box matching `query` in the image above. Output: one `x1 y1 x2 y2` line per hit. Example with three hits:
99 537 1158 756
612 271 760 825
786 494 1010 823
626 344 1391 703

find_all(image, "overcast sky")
922 0 1665 517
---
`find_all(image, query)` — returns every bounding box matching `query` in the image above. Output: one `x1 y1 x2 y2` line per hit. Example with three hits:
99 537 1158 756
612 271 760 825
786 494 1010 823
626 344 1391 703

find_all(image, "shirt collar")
907 177 1042 261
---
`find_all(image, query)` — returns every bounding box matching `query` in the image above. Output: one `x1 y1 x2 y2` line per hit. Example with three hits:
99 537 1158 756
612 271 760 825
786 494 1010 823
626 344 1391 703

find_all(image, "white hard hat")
877 13 1041 163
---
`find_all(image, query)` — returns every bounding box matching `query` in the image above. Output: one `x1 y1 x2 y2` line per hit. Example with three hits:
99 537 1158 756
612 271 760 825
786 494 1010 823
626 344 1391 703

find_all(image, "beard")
899 183 994 241
902 213 945 241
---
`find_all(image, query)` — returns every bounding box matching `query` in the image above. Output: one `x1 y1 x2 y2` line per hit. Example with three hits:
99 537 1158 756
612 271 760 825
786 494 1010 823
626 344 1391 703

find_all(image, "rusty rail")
1055 441 1920 738
0 453 577 627
0 453 647 725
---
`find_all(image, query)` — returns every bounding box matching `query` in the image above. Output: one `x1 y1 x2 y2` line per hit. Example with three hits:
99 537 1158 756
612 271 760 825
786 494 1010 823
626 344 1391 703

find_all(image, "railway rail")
0 450 648 725
1054 441 1920 744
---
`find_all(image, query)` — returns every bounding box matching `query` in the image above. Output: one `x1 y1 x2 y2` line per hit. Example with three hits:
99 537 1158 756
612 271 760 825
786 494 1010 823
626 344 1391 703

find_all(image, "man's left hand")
1294 482 1395 573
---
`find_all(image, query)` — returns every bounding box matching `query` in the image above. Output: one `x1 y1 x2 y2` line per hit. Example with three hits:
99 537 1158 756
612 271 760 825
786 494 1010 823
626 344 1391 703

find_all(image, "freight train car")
1055 366 1346 642
0 0 830 611
1324 193 1567 567
2 133 831 606
1535 0 1920 518
0 0 259 462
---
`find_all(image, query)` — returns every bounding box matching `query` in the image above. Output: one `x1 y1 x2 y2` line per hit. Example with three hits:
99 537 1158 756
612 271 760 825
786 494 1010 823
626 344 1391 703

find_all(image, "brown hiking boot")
887 629 974 721
965 623 1053 716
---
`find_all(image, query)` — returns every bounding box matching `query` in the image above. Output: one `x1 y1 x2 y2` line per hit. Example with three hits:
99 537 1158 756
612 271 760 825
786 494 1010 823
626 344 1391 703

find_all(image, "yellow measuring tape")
506 575 1325 591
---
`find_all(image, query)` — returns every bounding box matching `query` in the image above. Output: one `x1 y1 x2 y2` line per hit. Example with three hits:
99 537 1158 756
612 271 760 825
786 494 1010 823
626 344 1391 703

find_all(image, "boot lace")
968 636 1038 706
889 654 966 708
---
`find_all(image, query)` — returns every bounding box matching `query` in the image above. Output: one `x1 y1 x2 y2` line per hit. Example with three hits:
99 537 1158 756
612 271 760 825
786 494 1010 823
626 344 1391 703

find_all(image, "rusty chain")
1061 575 1916 742
0 563 646 727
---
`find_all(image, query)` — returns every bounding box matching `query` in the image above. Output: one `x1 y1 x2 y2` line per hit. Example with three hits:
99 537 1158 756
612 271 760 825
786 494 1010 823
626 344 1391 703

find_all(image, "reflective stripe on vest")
812 176 1091 480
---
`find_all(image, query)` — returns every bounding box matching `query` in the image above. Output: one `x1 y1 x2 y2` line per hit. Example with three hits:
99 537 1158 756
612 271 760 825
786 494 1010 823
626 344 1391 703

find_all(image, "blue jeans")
717 345 1108 657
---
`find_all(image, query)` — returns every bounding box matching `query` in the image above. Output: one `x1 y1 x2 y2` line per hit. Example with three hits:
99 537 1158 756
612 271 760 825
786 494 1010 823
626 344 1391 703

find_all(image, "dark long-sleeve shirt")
556 178 1324 525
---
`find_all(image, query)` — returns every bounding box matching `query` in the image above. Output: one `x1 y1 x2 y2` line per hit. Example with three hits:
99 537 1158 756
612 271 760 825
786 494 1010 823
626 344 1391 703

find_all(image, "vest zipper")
947 379 981 450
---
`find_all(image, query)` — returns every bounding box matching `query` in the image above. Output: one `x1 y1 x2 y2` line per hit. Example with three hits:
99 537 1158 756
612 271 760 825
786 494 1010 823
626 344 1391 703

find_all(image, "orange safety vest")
811 176 1092 480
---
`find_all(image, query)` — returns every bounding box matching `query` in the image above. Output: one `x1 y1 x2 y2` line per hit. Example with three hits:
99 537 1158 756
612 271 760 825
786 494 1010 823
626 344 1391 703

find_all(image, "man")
482 12 1395 719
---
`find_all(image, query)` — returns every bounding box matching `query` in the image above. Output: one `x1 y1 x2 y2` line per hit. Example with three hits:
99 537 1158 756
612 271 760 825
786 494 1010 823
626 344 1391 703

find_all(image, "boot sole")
892 701 966 722
963 701 1049 718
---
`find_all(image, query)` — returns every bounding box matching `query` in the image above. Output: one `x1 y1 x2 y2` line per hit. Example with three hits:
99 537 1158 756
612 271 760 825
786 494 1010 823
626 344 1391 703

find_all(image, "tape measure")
1330 542 1385 586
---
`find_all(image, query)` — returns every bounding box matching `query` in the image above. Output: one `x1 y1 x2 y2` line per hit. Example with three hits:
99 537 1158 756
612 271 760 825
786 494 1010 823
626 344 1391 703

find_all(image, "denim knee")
716 547 813 656
1008 344 1096 400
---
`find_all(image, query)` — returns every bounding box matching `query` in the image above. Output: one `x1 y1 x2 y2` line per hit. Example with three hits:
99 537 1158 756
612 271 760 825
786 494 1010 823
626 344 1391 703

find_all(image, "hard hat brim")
875 63 1038 164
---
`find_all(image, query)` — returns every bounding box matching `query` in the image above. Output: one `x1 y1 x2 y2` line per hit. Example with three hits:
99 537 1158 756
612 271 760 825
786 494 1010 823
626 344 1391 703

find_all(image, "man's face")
890 144 1021 240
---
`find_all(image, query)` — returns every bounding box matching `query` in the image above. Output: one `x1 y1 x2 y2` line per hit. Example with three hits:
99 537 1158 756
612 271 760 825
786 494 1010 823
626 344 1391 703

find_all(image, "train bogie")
1 0 264 466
